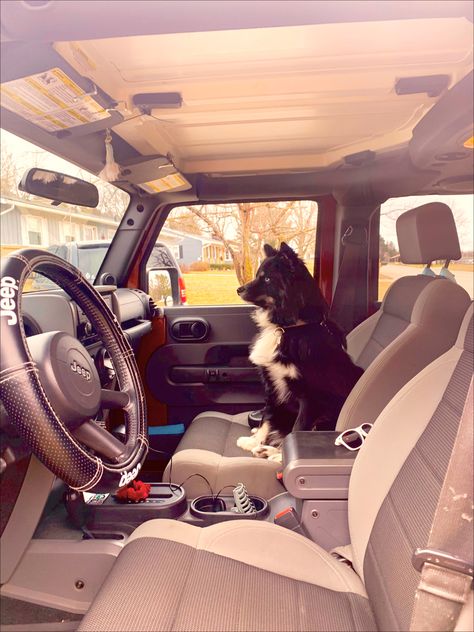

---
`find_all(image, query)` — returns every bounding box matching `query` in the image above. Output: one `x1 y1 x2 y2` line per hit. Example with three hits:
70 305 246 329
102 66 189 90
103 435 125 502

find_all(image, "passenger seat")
164 203 471 498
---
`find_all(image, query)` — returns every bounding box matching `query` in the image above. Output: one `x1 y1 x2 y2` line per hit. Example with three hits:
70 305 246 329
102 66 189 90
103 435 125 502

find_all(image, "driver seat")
78 305 473 632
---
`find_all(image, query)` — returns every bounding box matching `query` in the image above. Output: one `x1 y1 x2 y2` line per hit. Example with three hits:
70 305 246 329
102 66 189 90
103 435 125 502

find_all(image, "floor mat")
0 597 82 627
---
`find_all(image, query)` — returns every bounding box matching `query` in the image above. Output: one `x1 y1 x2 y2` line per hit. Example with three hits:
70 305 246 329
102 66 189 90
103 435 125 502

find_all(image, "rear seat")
164 203 471 498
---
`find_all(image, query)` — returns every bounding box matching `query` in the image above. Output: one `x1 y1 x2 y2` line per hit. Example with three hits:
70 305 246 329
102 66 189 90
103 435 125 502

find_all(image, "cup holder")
248 497 266 512
190 494 269 523
193 497 227 513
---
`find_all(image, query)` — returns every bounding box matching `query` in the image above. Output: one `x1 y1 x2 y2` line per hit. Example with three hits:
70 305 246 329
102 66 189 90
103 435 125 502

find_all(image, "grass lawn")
183 271 243 305
183 269 399 305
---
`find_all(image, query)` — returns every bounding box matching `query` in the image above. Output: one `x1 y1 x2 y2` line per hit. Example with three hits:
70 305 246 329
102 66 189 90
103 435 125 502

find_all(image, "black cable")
144 446 181 495
177 473 215 498
146 446 242 506
213 484 238 503
147 446 169 456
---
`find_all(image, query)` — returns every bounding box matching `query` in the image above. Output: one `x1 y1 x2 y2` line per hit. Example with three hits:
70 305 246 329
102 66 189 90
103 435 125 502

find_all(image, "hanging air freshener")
98 129 121 182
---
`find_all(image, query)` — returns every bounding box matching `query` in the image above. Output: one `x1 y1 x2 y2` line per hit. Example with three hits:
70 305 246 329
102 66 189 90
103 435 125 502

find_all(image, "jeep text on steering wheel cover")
0 249 148 492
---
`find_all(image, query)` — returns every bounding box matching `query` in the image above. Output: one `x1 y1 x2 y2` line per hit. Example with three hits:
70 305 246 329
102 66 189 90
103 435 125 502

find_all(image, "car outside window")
379 194 474 300
148 201 318 306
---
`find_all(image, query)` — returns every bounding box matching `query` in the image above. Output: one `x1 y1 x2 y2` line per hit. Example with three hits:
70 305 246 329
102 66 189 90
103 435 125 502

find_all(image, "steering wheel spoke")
101 388 130 410
73 420 126 462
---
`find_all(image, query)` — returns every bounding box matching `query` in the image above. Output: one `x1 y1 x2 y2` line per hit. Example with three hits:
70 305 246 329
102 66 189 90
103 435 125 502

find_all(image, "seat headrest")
396 202 461 264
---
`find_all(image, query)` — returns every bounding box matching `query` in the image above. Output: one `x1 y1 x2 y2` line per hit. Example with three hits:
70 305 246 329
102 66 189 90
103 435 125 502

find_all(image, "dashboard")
22 286 154 352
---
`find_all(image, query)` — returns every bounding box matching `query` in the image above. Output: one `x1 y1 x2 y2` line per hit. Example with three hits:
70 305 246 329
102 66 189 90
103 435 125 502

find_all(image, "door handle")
170 317 209 341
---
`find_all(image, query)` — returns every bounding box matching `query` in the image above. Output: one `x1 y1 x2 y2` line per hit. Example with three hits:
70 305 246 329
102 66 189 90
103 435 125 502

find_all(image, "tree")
168 201 318 285
379 235 398 262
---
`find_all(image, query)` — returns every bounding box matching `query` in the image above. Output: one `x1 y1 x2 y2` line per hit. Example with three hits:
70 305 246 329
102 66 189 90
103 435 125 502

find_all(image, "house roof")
160 225 226 247
0 195 119 227
1 195 229 248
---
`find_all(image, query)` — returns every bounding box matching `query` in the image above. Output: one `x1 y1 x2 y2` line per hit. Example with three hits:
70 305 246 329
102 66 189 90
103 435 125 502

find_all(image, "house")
0 195 230 264
159 226 230 265
0 195 118 253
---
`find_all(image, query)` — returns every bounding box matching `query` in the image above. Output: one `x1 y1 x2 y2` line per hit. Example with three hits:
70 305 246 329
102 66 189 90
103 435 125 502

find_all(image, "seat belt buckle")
274 506 308 537
412 548 474 577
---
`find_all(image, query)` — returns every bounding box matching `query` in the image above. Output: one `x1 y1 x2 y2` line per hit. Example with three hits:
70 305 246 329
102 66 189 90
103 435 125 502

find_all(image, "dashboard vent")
148 297 159 318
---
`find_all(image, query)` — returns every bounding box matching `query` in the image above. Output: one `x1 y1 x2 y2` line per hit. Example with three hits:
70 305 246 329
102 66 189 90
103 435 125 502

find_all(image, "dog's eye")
264 277 271 284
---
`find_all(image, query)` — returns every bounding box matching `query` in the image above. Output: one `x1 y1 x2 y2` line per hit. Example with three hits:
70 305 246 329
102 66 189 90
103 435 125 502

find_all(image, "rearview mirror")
19 168 99 208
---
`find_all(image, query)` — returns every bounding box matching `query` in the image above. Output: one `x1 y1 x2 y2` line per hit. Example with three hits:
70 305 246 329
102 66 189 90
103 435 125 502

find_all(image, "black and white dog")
236 242 363 460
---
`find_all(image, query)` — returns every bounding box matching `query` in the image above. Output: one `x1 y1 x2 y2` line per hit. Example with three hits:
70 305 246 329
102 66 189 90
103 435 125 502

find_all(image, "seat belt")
330 224 368 334
410 378 473 632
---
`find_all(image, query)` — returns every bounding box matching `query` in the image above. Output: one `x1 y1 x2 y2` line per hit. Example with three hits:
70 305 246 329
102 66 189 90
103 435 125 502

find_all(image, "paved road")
381 264 473 297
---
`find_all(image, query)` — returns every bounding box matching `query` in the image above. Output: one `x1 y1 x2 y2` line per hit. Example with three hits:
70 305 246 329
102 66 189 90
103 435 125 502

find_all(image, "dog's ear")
279 242 298 260
263 244 278 258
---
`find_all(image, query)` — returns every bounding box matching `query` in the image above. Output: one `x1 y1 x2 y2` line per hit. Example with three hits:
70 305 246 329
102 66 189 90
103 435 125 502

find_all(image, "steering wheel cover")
0 249 147 492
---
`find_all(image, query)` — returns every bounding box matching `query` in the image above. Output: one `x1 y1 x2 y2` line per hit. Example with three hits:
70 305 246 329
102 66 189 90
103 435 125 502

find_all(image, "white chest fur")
250 309 300 404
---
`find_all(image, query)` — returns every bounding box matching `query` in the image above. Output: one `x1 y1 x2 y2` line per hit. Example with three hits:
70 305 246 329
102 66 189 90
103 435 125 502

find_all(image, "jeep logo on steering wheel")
70 359 91 381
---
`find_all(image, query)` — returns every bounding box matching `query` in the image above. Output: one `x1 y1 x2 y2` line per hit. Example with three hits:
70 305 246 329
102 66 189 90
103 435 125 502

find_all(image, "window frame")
138 196 323 308
21 214 48 246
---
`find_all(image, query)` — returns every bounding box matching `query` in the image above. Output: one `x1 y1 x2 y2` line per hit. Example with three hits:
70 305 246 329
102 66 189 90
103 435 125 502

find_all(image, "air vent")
395 75 450 97
98 272 117 285
148 297 159 318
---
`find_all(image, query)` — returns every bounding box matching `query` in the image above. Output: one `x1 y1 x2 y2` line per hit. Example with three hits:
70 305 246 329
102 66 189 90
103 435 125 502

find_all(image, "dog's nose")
236 286 245 295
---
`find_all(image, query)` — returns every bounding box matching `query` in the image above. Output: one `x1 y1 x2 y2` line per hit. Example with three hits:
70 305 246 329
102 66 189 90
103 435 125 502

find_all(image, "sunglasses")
334 423 373 451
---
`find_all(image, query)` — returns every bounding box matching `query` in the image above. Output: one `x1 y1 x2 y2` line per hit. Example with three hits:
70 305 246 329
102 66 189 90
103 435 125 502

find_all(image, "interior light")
463 136 474 149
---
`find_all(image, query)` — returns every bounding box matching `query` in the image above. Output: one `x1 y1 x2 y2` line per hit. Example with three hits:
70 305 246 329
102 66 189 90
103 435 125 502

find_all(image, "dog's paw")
251 444 268 458
268 451 283 463
237 435 258 452
251 445 281 460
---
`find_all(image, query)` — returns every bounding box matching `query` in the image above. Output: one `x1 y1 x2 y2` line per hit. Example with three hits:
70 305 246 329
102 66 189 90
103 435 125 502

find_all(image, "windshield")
0 129 129 290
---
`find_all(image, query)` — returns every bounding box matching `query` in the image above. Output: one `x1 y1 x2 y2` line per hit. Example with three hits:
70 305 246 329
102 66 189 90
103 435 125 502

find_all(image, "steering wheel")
0 249 148 492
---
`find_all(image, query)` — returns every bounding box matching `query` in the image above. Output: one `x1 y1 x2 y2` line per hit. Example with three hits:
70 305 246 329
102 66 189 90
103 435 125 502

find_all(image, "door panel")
145 305 264 429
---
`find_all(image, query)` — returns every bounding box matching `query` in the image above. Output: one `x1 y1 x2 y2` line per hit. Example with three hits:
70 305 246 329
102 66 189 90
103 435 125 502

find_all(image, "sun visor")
118 155 192 193
0 67 122 136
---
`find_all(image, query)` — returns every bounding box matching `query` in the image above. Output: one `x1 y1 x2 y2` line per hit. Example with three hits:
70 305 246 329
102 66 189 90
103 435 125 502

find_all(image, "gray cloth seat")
165 203 470 498
79 305 473 632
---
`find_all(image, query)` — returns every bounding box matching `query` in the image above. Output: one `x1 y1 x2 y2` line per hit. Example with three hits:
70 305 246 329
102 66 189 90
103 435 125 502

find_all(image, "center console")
75 432 358 551
83 484 270 534
282 431 358 499
281 431 358 550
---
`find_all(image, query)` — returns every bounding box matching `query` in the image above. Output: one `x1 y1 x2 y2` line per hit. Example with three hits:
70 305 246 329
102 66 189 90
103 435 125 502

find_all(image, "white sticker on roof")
0 68 109 132
140 173 191 194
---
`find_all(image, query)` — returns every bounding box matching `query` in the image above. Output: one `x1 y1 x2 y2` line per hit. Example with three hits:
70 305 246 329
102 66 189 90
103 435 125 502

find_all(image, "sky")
1 128 473 252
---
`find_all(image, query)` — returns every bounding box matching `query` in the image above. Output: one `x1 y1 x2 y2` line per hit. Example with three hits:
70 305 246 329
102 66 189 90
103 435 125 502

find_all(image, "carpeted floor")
0 597 82 627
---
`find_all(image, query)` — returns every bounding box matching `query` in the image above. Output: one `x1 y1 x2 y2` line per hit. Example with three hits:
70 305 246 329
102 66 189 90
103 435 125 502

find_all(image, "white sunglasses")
334 423 374 451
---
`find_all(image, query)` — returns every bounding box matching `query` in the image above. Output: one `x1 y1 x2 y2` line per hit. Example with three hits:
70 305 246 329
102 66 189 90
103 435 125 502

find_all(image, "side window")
379 194 473 300
145 201 318 306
